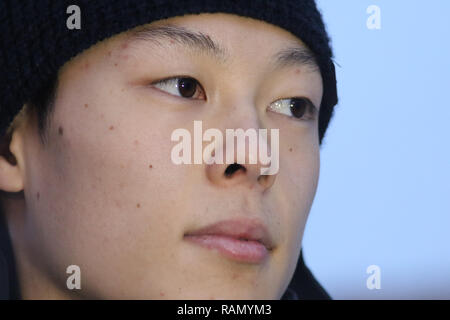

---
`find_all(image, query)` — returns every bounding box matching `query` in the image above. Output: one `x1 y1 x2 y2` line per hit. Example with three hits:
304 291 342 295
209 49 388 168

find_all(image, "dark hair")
28 74 59 144
0 200 21 299
0 74 58 169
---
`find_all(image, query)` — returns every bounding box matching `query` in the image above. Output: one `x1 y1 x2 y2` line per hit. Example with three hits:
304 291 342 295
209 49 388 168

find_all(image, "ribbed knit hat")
0 0 338 142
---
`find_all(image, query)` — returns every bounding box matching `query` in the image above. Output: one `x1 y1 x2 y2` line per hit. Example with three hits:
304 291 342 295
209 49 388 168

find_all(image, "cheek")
48 112 178 232
277 129 320 239
22 82 198 295
264 134 319 296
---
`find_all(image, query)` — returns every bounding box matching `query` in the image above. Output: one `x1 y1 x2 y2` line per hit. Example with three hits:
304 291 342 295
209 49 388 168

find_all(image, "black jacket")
0 211 330 300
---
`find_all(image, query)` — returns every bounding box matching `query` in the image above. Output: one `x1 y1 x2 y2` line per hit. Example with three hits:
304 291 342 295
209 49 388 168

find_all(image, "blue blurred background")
302 0 450 299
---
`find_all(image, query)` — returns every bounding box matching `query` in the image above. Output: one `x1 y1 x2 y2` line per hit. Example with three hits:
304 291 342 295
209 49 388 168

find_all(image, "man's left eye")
267 97 317 120
152 77 206 100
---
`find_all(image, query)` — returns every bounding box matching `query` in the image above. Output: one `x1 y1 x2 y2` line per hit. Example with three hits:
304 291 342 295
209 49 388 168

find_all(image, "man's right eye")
152 77 206 100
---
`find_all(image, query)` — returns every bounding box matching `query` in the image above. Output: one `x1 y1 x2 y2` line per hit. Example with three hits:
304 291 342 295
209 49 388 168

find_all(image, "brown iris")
177 77 198 98
290 98 309 119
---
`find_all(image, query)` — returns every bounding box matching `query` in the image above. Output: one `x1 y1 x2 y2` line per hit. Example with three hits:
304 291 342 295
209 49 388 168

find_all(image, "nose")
205 127 278 191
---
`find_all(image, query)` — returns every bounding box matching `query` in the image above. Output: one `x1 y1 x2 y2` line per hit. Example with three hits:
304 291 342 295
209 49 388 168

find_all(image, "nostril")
224 163 246 178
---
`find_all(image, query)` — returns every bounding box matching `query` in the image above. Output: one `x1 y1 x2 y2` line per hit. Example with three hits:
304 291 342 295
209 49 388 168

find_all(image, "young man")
0 0 338 299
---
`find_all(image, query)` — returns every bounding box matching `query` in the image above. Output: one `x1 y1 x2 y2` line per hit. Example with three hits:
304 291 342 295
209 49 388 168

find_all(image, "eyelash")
152 77 206 100
267 97 317 121
151 76 317 121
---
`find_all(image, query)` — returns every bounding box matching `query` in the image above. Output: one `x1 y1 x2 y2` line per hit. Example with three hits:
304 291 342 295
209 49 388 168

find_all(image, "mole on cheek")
136 203 141 208
58 126 64 136
36 192 40 200
289 147 293 152
149 164 153 169
109 125 114 130
84 103 89 108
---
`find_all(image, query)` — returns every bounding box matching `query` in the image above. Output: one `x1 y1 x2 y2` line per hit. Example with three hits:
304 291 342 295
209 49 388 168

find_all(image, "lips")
183 219 274 264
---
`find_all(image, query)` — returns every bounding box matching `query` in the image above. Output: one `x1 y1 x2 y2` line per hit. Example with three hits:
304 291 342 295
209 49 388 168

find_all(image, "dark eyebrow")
128 24 319 70
129 24 228 62
273 46 319 71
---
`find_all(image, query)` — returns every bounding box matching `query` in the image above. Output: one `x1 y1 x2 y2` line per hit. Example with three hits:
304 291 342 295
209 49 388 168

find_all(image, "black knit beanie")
0 0 337 143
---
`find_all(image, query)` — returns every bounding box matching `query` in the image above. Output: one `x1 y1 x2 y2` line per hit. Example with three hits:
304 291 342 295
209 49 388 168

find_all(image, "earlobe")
0 130 25 193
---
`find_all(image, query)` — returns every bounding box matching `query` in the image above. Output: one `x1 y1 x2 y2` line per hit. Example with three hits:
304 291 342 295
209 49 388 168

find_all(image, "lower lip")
184 235 269 263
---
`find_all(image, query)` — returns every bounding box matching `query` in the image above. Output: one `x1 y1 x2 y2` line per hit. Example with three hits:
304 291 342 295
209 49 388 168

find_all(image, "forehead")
121 13 319 71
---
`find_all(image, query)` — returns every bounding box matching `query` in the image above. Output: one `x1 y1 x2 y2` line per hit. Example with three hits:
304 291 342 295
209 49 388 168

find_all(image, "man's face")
14 13 323 299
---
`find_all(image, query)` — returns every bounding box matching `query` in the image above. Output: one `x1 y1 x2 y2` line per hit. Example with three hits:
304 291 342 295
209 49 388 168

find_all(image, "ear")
0 129 26 193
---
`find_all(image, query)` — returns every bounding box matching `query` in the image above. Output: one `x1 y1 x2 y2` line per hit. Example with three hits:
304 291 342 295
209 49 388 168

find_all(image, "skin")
0 13 323 299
